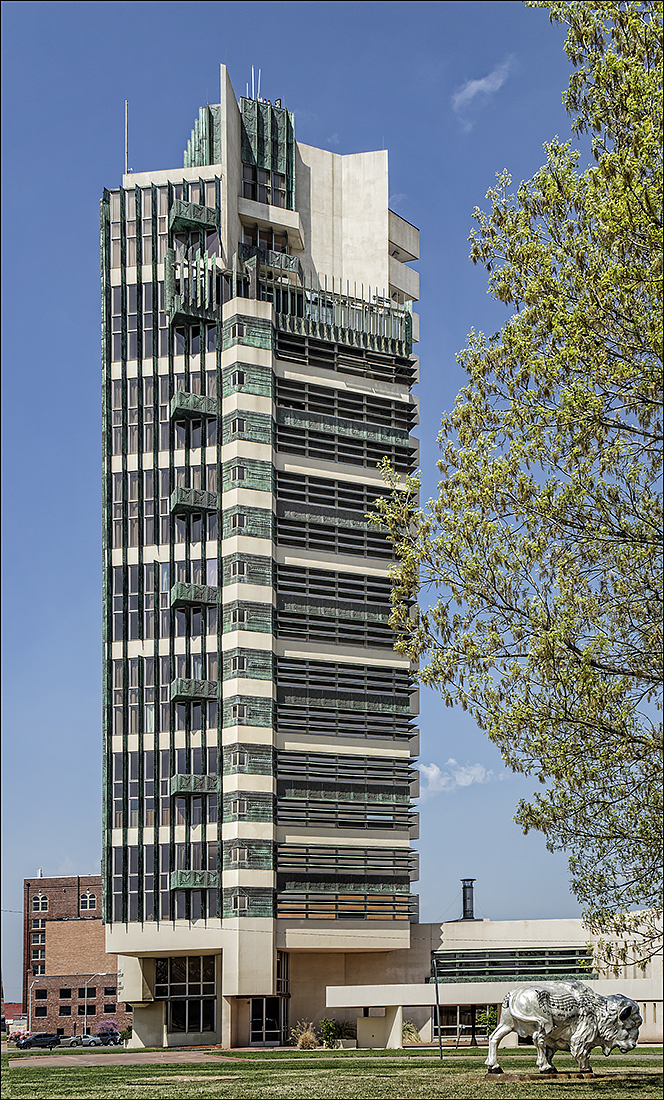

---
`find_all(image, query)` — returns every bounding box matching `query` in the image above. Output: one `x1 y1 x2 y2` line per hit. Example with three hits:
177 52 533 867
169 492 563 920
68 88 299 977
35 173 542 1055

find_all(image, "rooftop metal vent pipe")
461 878 475 920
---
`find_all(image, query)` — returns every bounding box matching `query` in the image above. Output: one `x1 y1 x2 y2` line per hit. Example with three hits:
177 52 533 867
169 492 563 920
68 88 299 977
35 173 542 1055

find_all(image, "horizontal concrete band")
326 978 662 1009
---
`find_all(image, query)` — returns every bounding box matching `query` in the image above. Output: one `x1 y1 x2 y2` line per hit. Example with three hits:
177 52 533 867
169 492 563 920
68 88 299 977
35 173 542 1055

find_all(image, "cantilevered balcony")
170 869 220 891
170 486 219 514
170 391 217 420
169 198 218 235
169 773 219 796
170 677 218 702
170 581 219 608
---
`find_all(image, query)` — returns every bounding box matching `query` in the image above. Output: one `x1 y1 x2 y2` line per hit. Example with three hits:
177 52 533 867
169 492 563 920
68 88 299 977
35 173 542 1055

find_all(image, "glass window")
59 1006 72 1016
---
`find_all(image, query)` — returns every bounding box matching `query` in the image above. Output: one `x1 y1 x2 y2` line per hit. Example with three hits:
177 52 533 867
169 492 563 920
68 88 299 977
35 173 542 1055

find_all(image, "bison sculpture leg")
485 1014 516 1073
532 1029 557 1073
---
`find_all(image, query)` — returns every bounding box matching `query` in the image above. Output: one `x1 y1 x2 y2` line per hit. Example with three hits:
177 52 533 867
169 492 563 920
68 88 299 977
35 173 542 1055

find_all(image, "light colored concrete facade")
322 916 662 1045
102 67 420 1048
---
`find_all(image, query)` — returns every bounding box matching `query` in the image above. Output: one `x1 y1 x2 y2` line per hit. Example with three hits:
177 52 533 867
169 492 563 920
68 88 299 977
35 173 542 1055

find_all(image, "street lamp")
27 978 40 1034
83 974 101 1037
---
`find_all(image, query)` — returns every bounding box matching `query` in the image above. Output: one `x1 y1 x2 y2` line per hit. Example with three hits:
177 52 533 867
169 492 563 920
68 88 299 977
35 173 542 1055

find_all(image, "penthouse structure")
102 66 420 1047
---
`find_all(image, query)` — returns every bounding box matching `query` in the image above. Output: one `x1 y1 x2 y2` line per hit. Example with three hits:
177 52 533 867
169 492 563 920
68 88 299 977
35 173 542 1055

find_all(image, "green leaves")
376 0 662 969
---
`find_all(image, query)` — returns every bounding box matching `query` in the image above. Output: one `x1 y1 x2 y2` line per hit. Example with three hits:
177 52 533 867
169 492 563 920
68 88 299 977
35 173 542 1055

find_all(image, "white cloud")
327 132 340 146
389 192 408 207
418 758 497 801
451 56 514 131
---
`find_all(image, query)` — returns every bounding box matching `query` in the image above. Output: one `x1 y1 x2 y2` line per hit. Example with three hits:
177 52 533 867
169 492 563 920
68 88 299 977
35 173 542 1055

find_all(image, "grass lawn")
3 1047 662 1099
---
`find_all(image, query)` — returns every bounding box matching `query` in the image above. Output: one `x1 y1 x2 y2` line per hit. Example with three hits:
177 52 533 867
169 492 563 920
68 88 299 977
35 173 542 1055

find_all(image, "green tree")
374 0 662 969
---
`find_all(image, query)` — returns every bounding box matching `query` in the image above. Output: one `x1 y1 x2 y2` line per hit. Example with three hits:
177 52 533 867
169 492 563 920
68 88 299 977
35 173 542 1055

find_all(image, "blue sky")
1 0 583 1002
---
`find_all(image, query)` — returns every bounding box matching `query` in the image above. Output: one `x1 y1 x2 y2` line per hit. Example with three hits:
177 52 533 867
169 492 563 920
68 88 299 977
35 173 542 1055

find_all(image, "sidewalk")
8 1048 244 1069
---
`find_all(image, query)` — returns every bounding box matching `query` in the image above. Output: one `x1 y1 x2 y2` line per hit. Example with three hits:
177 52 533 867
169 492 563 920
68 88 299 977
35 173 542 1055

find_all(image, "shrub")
119 1025 132 1042
319 1018 340 1048
337 1019 357 1040
290 1019 318 1050
402 1019 421 1045
95 1020 119 1035
476 1007 498 1035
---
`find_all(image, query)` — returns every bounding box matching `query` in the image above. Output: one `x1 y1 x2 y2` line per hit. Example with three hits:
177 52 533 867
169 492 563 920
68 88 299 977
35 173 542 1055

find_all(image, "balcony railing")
170 391 217 419
170 869 220 890
170 487 219 514
170 677 218 702
169 198 218 235
170 581 219 607
169 773 219 796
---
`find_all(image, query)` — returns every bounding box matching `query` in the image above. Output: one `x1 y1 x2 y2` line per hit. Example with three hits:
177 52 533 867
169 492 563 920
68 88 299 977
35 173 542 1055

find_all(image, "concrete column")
385 1005 403 1049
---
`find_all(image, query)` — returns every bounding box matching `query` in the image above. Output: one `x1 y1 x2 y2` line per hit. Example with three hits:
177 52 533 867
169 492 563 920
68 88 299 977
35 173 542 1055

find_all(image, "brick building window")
32 894 48 912
78 1005 96 1016
104 987 116 997
32 919 46 930
80 891 97 910
34 1006 47 1017
79 988 96 999
32 933 46 945
31 948 45 961
33 964 45 975
59 1006 72 1016
35 990 47 1000
104 1004 116 1013
59 989 71 999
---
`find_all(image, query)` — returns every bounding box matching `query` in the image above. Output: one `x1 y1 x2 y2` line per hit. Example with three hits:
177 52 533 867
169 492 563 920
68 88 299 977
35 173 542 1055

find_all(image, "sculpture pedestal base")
485 1072 596 1081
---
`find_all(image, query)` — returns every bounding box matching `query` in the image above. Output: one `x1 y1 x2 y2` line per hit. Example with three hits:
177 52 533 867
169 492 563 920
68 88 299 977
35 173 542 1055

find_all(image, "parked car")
98 1031 122 1046
66 1034 103 1047
15 1033 60 1050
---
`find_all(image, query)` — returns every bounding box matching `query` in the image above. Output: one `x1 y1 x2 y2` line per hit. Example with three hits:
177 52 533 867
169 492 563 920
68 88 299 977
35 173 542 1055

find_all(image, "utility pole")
432 956 443 1061
27 978 40 1034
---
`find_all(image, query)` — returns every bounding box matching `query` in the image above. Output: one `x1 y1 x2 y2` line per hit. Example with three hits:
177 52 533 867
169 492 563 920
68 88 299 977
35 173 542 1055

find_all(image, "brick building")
23 875 132 1036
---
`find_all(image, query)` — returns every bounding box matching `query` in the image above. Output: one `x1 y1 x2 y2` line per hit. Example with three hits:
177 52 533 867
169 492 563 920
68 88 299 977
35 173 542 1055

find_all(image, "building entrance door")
250 997 283 1045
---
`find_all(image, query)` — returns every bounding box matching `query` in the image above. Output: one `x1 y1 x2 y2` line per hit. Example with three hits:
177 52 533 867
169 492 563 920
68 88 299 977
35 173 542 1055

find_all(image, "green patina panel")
222 888 275 920
223 600 274 635
222 694 275 728
222 505 274 541
276 407 410 447
223 648 274 681
279 879 410 895
170 869 220 890
222 792 275 823
276 311 411 359
222 362 273 399
170 581 219 607
278 687 411 714
223 743 275 775
222 459 274 494
223 554 274 587
169 198 218 234
170 677 218 702
171 486 219 514
239 97 295 208
223 839 275 870
222 410 273 447
279 784 411 805
170 391 218 419
183 104 222 168
276 502 386 534
277 594 390 623
169 774 219 796
222 315 273 353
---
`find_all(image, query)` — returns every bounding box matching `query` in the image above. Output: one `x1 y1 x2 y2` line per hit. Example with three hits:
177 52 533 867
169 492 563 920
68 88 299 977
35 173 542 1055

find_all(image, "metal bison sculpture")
486 980 642 1074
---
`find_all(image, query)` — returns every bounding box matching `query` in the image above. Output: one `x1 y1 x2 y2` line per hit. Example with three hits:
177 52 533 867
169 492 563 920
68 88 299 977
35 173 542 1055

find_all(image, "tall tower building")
101 67 420 1048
